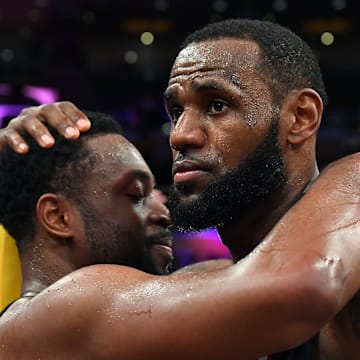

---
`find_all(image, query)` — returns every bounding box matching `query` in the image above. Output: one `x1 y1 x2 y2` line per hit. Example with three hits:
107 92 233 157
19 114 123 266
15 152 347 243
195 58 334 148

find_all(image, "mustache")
172 153 215 173
173 152 210 164
146 226 173 244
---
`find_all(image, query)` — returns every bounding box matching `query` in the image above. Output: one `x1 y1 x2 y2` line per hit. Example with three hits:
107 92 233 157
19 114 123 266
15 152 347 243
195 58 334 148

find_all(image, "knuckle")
39 103 52 112
19 106 37 116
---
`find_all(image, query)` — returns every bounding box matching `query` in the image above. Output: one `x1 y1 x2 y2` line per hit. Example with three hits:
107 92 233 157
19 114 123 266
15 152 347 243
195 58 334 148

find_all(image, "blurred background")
0 0 359 268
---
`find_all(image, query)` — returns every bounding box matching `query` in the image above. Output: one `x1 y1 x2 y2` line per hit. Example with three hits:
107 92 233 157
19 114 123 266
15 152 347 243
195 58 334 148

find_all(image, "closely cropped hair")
181 18 327 107
0 111 122 250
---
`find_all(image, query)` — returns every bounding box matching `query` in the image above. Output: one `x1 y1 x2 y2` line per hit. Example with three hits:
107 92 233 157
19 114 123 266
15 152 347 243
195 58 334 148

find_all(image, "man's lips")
172 160 208 183
148 228 173 257
173 169 207 183
151 243 174 259
150 234 174 267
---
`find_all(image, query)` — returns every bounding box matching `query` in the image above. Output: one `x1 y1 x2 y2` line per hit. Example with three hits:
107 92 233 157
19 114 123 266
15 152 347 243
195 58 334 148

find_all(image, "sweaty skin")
165 39 321 259
165 39 360 359
0 33 359 359
146 190 174 274
1 152 360 359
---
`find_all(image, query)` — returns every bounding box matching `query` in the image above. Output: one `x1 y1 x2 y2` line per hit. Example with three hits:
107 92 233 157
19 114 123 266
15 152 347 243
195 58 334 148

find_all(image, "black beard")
168 118 285 232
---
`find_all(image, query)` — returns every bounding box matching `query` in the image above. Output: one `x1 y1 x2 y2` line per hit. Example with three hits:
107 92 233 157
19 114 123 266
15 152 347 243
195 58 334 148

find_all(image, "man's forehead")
171 38 260 75
86 134 154 184
87 134 148 169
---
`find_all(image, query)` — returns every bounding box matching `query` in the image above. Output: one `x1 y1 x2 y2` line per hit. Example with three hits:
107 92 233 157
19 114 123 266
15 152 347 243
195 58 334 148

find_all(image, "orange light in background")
123 18 172 34
303 18 352 34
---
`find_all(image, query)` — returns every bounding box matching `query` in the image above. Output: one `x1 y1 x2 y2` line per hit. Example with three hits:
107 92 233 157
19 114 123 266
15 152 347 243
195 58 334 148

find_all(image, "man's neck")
20 239 75 297
218 170 319 262
218 195 289 261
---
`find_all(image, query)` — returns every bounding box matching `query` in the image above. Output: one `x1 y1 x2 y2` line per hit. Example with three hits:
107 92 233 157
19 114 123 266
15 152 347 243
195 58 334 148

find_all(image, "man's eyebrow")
163 73 244 100
197 71 244 90
163 88 177 101
193 75 244 94
193 79 227 93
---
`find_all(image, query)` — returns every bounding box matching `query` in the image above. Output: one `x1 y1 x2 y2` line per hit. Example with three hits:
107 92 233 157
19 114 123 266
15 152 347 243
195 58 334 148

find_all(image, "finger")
0 107 56 151
29 103 82 140
20 102 90 140
16 114 56 147
1 102 91 153
0 128 30 154
57 101 91 133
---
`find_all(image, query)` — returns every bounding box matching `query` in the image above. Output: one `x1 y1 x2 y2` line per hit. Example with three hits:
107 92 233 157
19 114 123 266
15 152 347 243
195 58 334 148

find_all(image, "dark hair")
0 111 123 250
181 18 327 107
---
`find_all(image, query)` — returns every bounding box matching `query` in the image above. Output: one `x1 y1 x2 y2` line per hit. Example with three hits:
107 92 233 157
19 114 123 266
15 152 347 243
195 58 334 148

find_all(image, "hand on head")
0 101 91 154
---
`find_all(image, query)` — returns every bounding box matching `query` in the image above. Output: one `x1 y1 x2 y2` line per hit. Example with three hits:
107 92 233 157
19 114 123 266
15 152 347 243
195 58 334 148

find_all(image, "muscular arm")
0 262 329 360
2 153 360 359
2 104 360 357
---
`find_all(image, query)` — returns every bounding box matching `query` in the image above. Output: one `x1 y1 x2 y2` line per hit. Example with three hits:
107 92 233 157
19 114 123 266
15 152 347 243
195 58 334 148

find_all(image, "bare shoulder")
319 151 360 185
0 264 156 359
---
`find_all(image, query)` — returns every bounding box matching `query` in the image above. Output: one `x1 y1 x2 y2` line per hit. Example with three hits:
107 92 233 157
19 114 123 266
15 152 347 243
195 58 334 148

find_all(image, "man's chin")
150 247 174 274
172 185 202 205
174 177 212 197
168 187 205 231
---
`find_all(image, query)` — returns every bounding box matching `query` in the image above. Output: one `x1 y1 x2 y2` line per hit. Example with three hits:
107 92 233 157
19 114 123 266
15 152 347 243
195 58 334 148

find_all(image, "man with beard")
1 19 360 359
0 180 173 311
168 119 285 232
163 18 324 263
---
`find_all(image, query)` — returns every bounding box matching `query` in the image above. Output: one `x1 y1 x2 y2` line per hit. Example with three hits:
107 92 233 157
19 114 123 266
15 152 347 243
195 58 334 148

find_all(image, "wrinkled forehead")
170 39 260 80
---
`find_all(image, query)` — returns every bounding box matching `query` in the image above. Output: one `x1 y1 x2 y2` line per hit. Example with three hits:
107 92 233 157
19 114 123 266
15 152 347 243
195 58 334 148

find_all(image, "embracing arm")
3 154 360 359
111 153 360 358
0 261 335 360
2 101 360 357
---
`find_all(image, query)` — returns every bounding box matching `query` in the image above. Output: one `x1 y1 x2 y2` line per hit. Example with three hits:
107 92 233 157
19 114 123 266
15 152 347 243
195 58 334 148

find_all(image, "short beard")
168 118 285 232
77 198 162 275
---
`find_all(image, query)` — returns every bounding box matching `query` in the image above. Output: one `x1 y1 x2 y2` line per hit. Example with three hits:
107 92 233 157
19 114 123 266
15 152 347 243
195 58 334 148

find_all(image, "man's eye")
168 107 183 123
209 100 227 113
127 194 145 204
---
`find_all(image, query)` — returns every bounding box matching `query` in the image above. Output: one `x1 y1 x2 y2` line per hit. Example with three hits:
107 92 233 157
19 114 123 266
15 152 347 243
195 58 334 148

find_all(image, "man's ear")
282 88 323 146
36 193 75 239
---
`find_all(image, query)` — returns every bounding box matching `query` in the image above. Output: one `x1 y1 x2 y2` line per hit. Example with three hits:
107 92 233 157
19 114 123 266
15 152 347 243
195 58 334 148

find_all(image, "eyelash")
168 107 183 123
128 194 145 205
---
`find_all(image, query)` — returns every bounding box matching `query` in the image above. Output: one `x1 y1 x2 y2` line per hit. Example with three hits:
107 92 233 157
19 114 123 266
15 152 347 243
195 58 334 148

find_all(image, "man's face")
76 134 173 275
145 190 174 274
164 39 285 230
168 118 285 230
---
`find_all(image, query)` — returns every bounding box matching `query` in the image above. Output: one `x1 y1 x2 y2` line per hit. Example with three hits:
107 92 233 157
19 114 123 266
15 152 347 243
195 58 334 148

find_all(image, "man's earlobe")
286 88 323 145
36 193 74 238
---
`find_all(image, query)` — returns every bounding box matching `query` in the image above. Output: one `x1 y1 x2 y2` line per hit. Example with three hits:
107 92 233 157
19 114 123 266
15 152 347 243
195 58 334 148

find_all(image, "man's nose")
169 109 206 152
148 192 172 228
